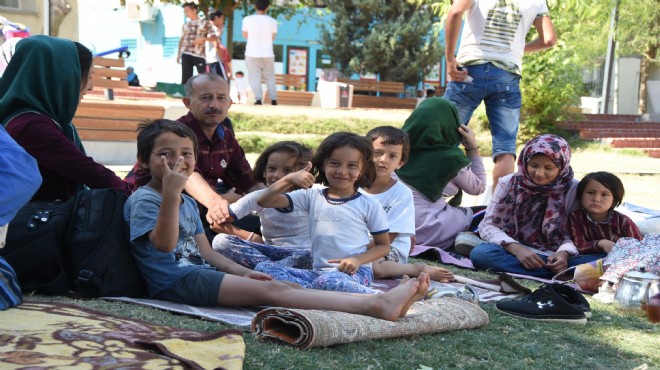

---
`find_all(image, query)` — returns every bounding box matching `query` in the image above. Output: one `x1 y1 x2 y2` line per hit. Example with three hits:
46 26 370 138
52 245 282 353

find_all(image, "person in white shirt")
242 0 278 105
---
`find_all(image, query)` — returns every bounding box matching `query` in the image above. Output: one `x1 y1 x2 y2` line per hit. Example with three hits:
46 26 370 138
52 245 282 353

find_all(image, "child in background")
256 132 390 294
568 171 643 292
362 126 454 282
124 119 429 318
212 141 313 269
568 171 642 254
233 71 248 104
471 134 606 278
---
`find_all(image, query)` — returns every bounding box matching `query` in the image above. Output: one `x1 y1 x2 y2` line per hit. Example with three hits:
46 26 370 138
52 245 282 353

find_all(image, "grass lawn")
27 261 660 369
96 106 660 368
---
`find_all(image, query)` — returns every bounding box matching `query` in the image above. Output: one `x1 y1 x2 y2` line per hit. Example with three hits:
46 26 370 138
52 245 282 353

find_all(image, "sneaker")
495 284 587 324
255 100 262 105
547 283 592 319
271 100 278 106
454 231 484 257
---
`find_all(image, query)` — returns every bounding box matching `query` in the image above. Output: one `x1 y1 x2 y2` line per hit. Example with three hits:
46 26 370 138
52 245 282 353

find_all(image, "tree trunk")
638 44 657 114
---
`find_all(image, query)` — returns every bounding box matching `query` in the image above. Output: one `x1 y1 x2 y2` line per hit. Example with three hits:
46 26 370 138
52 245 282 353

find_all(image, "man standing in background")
178 2 214 85
443 0 556 188
242 0 278 105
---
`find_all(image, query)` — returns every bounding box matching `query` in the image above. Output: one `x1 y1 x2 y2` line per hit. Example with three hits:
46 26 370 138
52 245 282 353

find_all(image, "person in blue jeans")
443 0 556 187
471 134 606 278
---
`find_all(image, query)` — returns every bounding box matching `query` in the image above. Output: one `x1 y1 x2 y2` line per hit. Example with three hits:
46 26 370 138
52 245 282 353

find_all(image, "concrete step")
608 137 660 148
557 120 660 131
644 148 660 158
582 113 640 121
579 128 660 139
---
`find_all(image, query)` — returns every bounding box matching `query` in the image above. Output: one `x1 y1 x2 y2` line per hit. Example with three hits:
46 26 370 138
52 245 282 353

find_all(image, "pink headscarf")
491 134 574 251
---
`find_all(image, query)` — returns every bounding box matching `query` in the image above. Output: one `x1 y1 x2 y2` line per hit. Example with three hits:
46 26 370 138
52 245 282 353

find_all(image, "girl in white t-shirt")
255 132 390 294
212 141 313 269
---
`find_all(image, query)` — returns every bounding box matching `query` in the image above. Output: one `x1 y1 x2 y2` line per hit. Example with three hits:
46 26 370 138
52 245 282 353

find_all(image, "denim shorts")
444 62 521 159
155 268 224 306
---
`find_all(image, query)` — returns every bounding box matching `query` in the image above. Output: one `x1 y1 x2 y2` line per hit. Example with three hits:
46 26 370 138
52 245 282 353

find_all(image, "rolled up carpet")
251 298 489 349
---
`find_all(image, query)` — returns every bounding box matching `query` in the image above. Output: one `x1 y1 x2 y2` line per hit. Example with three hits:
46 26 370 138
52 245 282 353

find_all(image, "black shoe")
545 283 592 319
255 100 262 105
495 284 587 324
271 100 278 106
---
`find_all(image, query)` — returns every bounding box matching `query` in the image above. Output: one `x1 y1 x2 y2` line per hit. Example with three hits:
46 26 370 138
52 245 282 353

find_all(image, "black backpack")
1 189 147 298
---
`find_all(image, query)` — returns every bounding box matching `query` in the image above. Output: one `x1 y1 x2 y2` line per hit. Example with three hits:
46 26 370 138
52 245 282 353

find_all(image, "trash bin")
318 80 353 109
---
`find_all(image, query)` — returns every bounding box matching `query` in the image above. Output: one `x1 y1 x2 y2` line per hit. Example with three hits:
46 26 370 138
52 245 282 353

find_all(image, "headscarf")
0 35 85 152
396 97 470 202
491 134 574 251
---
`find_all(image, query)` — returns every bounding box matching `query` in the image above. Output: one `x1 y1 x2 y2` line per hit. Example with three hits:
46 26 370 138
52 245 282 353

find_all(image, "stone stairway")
557 114 660 158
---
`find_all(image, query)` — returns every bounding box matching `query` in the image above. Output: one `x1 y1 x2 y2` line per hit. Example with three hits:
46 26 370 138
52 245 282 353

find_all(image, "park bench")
92 57 129 100
336 78 405 96
74 100 166 141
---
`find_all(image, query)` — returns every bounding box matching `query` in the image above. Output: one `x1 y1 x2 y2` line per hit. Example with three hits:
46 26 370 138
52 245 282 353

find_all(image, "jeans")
470 242 607 278
444 62 521 158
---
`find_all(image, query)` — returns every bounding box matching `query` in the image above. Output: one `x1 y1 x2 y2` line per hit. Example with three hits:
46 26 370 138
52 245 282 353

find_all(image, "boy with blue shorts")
124 119 429 319
443 0 556 187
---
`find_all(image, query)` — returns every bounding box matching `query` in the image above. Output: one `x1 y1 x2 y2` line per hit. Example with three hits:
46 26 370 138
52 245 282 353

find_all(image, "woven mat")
0 302 245 369
252 297 489 349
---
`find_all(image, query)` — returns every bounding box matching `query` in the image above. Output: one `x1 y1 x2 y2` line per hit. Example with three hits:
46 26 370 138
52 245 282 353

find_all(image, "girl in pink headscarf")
470 134 606 277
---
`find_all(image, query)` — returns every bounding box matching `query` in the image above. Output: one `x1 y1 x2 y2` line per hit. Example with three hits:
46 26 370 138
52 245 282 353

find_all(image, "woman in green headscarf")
396 97 487 254
0 35 131 201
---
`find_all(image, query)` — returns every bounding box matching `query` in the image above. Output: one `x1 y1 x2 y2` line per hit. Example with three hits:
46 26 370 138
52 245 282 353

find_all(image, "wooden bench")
74 101 166 141
92 57 129 100
337 78 405 96
263 74 306 90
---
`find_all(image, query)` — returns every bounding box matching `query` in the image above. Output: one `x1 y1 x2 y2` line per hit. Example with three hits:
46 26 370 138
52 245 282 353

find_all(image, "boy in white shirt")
242 0 277 105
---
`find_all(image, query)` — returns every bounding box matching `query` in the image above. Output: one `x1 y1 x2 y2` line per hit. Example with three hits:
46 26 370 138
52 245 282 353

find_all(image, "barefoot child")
256 132 391 294
212 141 314 268
124 119 429 319
362 126 454 282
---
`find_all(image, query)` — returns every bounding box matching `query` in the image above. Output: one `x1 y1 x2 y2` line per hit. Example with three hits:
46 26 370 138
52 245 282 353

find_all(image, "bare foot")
418 263 454 283
371 277 420 321
399 272 430 318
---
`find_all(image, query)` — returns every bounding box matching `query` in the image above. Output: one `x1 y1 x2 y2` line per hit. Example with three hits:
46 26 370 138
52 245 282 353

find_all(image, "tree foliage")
319 0 442 85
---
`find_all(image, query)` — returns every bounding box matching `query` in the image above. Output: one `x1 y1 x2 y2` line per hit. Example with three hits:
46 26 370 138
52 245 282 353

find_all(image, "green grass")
26 261 660 369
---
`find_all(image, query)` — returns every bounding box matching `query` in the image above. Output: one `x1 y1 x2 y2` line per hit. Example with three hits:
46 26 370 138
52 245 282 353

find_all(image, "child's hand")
458 125 478 150
161 156 189 196
546 251 569 273
598 239 615 253
286 162 316 189
328 257 361 275
245 271 272 281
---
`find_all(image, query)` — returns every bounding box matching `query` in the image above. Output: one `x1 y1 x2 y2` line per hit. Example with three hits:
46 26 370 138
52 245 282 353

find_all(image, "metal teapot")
613 268 660 315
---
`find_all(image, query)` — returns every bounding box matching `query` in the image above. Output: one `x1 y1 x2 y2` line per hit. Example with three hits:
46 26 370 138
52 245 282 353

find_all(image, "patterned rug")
0 302 245 369
252 297 489 349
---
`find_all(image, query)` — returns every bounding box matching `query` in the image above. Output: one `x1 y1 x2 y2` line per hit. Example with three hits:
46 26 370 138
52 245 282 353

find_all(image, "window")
163 37 179 59
0 0 20 9
0 0 35 12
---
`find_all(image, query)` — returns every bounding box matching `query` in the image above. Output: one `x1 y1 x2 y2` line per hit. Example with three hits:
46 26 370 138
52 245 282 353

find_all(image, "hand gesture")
161 156 189 197
458 125 478 150
287 162 316 189
206 196 231 225
446 57 468 82
245 271 273 281
546 251 569 273
328 256 361 275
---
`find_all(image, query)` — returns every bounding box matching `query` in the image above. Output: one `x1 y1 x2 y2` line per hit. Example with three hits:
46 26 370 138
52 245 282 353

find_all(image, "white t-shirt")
242 14 277 58
229 189 310 249
286 188 389 271
205 26 221 63
360 180 415 263
457 0 549 71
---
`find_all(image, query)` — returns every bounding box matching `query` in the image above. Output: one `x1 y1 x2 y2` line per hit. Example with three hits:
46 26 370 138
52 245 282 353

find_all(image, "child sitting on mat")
123 119 429 319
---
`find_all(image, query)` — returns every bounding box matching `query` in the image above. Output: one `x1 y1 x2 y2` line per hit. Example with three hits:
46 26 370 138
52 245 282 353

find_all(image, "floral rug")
0 302 245 369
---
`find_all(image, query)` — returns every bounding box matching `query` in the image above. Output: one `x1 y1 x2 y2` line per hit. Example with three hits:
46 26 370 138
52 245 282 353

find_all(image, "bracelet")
464 146 480 151
246 232 254 241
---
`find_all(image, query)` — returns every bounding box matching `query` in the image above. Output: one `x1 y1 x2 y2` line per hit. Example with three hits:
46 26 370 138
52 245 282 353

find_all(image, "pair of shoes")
255 100 262 105
454 231 484 257
271 100 278 106
495 283 591 324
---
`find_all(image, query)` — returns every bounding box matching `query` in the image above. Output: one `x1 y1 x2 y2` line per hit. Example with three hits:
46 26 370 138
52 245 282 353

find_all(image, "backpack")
1 199 73 295
63 189 147 298
1 189 147 298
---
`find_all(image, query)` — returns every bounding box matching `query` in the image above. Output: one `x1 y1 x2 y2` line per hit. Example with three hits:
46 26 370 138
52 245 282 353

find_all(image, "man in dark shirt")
127 73 264 237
